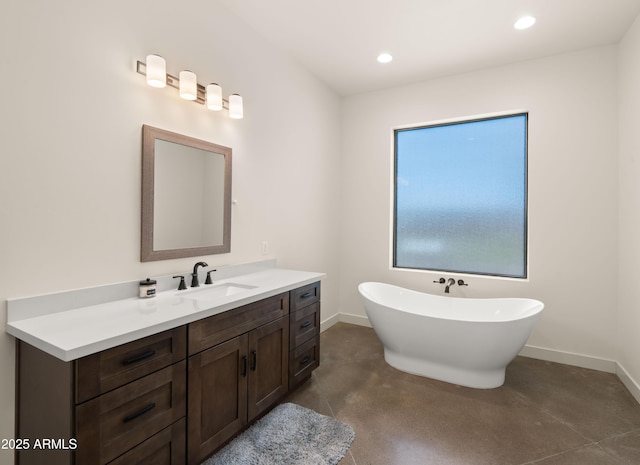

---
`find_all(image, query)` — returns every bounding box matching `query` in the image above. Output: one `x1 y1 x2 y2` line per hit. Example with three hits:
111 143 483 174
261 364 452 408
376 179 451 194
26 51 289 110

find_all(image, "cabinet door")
247 316 289 420
187 334 248 465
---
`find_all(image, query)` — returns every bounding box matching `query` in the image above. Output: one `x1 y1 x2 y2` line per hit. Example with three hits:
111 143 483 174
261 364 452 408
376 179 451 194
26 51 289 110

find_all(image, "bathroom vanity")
8 265 322 465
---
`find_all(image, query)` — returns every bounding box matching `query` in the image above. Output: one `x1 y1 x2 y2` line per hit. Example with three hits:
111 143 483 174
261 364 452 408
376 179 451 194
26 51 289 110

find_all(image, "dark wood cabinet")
16 327 187 465
289 282 321 389
187 334 248 464
187 294 290 465
76 361 186 464
247 316 289 419
16 283 320 465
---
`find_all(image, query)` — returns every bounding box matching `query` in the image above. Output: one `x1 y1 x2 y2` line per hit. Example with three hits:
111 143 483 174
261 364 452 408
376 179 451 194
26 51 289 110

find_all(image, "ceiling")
220 0 640 96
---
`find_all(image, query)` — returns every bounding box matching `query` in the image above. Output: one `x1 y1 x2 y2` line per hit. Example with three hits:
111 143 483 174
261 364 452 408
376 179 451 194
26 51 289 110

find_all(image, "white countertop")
6 267 324 362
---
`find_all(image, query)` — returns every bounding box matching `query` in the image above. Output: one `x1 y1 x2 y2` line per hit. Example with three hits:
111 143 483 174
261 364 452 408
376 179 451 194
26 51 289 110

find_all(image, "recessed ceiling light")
514 15 536 30
377 53 393 63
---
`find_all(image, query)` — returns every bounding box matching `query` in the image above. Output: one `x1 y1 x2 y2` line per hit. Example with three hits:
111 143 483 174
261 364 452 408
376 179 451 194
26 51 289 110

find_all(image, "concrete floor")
286 322 640 465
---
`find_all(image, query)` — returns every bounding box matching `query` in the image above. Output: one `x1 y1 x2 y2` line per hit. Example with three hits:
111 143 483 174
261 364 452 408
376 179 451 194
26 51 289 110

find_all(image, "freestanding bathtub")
358 282 544 389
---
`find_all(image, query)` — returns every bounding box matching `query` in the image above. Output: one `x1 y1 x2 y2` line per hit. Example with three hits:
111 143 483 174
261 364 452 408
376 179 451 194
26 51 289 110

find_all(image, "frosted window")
393 113 527 278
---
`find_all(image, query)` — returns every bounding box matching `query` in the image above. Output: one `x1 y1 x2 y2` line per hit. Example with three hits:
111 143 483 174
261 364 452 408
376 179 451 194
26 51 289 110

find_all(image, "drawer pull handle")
123 403 156 423
122 350 156 366
300 356 311 365
300 321 312 329
251 350 257 371
241 355 248 377
300 292 314 299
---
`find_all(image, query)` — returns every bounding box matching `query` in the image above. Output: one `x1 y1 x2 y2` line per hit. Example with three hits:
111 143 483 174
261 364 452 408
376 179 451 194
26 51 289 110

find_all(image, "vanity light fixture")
206 83 223 111
145 55 166 88
179 70 198 100
228 94 243 119
137 55 243 119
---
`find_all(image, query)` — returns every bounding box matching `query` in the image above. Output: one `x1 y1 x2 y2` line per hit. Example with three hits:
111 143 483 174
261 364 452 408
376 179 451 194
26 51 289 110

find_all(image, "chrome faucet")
191 261 208 287
444 278 455 294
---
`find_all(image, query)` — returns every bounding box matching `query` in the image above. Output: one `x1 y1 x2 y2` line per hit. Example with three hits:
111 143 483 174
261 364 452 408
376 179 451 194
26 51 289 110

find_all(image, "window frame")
390 111 529 279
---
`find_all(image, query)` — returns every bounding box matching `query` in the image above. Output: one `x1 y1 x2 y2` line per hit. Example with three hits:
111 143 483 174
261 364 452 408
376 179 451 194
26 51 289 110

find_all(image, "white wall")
1 1 639 460
618 15 640 392
340 47 620 365
0 1 341 460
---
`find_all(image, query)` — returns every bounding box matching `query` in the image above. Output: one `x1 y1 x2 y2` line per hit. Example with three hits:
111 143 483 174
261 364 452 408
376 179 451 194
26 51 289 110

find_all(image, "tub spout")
445 278 455 294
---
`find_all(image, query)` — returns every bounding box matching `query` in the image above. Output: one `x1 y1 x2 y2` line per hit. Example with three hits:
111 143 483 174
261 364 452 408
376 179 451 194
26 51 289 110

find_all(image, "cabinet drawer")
108 418 185 465
76 327 187 403
189 292 289 355
290 282 320 312
76 361 186 465
289 335 320 390
289 302 320 349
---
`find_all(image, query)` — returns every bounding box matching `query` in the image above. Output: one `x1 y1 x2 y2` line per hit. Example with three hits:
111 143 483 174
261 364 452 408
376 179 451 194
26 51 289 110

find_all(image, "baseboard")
518 345 617 373
320 312 371 333
616 362 640 405
320 313 341 333
338 313 372 328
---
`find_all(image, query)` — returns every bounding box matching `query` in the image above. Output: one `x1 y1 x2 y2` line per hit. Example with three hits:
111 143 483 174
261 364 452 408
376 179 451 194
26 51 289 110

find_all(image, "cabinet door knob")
251 350 257 371
300 292 313 299
300 321 312 329
300 356 311 366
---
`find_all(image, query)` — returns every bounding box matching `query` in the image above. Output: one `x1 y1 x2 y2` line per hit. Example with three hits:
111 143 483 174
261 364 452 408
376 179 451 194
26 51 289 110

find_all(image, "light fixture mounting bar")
136 61 229 110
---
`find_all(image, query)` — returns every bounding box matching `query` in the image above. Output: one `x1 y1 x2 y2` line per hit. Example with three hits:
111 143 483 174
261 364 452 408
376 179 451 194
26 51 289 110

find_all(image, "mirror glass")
141 125 231 261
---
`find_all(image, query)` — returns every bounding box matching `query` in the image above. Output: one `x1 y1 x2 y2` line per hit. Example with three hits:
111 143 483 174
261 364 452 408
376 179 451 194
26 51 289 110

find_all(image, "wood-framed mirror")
141 125 231 262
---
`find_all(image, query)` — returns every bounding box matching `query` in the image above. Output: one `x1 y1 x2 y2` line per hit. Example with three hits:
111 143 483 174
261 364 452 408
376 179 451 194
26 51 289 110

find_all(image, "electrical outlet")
261 241 269 255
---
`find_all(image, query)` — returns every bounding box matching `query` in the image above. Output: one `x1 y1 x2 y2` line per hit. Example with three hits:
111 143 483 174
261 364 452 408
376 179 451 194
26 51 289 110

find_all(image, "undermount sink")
179 282 257 301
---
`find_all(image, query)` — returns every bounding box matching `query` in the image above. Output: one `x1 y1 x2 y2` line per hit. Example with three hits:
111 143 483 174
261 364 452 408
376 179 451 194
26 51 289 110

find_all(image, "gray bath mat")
203 402 355 465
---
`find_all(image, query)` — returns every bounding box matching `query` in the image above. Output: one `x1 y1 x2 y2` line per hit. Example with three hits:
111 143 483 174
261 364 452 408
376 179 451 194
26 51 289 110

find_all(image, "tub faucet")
191 261 208 287
445 278 455 294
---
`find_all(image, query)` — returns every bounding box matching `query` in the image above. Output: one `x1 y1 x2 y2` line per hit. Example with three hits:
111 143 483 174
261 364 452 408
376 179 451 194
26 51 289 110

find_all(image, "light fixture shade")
179 70 198 100
206 83 223 111
228 94 243 119
146 55 166 88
